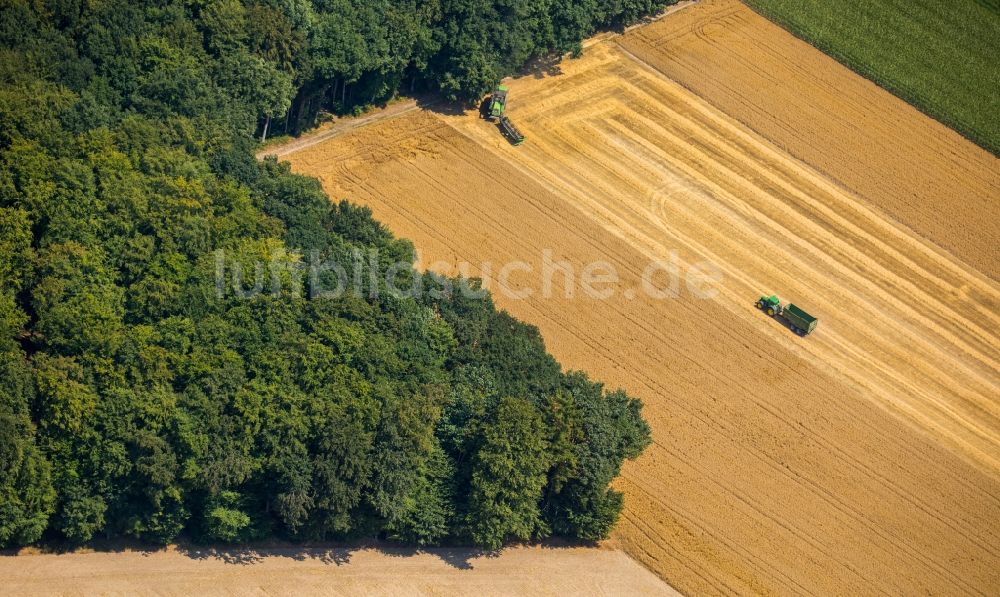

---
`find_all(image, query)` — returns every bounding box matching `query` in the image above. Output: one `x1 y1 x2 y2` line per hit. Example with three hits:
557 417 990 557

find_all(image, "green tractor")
756 294 781 317
756 294 818 336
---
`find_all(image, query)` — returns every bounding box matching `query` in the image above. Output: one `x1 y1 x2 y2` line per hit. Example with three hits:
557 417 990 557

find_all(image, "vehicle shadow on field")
4 538 589 571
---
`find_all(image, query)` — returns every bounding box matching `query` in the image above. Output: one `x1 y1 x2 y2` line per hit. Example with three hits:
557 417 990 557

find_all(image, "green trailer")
783 303 818 336
755 294 818 336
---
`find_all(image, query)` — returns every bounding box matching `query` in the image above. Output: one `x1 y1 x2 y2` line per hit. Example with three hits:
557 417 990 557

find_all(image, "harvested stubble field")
283 0 1000 594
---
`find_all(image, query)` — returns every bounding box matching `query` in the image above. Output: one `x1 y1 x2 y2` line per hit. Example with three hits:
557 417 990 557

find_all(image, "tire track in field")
297 115 999 593
499 44 1000 471
397 137 991 594
357 154 886 593
496 53 1000 556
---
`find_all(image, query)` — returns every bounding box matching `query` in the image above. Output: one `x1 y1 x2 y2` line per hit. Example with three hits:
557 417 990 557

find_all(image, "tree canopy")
0 0 655 549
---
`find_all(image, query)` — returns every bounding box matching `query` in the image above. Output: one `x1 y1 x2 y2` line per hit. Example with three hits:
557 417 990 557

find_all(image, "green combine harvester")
756 294 818 336
483 84 525 145
487 85 509 120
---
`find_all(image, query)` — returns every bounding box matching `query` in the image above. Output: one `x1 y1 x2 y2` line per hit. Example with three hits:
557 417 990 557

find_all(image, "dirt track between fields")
283 1 1000 594
1 545 676 596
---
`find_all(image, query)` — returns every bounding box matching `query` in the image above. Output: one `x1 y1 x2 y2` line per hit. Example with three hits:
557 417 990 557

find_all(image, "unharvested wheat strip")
620 1 1000 279
614 43 1000 307
619 507 743 595
621 479 825 596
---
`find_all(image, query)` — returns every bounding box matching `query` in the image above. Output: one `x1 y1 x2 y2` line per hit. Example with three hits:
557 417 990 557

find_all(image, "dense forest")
0 0 661 549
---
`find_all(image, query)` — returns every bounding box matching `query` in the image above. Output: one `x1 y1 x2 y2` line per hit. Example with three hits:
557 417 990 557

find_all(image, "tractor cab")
756 294 782 317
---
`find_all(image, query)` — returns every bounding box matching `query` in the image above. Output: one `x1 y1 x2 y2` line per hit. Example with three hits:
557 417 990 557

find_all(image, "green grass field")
743 0 1000 155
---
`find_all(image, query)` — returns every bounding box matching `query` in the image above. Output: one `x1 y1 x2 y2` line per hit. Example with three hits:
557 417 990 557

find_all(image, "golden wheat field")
279 1 1000 594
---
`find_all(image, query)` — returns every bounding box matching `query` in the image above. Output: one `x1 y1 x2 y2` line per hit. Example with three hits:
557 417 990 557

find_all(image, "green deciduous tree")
0 354 56 548
467 396 551 549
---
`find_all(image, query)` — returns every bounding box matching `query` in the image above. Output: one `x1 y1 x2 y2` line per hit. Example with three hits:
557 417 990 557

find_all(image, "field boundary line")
257 98 434 159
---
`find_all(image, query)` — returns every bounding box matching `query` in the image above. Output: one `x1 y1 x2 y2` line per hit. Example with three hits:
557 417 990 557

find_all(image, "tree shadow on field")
0 537 159 558
176 543 353 566
514 52 565 80
416 96 468 117
372 544 498 571
4 537 593 572
172 541 500 570
367 537 591 570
